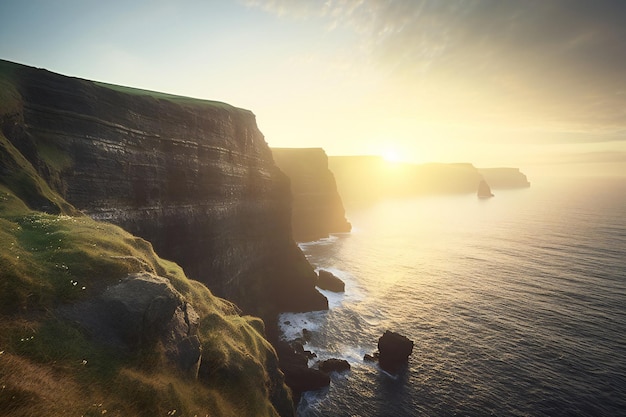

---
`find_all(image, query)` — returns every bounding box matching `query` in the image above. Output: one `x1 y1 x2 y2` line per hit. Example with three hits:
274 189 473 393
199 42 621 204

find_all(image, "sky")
1 0 625 177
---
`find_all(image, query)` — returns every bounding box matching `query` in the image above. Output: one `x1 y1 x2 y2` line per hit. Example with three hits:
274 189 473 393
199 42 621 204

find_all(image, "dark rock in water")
291 340 317 360
378 331 414 374
318 358 351 374
292 341 305 354
363 352 379 363
302 328 313 341
477 179 494 198
275 340 308 369
275 340 329 401
283 366 330 400
317 270 345 293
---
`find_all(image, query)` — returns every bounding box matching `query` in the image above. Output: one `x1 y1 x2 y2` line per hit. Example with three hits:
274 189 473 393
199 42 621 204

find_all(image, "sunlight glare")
383 149 401 163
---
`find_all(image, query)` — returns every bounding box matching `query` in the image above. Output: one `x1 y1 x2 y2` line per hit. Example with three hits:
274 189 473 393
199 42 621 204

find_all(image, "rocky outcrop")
66 272 202 377
318 358 351 374
377 331 414 374
478 168 531 189
275 340 330 401
317 269 345 293
0 59 326 323
272 148 351 242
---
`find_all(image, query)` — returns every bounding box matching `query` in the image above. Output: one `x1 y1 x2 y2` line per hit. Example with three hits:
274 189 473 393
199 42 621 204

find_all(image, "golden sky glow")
1 0 625 177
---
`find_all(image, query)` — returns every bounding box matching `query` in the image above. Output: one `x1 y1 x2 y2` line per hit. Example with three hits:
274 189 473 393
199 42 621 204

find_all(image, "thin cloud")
248 0 626 135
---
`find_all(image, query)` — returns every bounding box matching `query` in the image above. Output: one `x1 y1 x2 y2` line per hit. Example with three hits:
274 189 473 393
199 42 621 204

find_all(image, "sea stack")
477 179 494 198
378 331 414 374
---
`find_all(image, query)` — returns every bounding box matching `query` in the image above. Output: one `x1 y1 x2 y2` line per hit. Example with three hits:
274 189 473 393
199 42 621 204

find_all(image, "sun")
383 149 402 163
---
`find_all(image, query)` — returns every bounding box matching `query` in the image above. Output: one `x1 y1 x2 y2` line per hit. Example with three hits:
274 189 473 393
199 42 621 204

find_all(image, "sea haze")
280 177 626 417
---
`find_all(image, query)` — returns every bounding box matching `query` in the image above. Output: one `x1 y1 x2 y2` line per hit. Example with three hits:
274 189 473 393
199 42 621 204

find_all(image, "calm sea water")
279 177 626 417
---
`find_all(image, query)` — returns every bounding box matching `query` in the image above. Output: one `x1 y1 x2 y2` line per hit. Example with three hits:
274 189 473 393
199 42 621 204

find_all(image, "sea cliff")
478 168 531 188
271 148 351 242
328 156 530 203
0 59 326 322
0 59 341 416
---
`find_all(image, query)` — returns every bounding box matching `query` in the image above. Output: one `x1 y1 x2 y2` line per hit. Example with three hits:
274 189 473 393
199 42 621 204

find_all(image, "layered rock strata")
272 148 351 242
0 59 326 323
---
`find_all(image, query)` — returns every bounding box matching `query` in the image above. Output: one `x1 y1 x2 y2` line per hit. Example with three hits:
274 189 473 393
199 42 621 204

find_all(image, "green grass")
95 81 238 111
0 132 75 215
0 192 291 416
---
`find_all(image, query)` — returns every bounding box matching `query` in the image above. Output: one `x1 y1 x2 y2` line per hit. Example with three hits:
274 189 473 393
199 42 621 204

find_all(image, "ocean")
279 177 626 417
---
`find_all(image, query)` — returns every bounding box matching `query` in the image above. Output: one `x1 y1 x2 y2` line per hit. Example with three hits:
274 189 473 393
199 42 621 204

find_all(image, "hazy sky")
1 0 625 176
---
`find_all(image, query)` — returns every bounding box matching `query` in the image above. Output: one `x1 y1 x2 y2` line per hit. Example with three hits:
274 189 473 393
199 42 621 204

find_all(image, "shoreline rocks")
275 339 329 402
316 270 345 292
318 358 351 374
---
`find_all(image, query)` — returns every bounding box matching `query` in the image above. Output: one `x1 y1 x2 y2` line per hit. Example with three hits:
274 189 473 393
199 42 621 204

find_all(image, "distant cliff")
328 156 529 203
329 156 482 202
0 59 326 323
478 168 531 189
271 148 351 242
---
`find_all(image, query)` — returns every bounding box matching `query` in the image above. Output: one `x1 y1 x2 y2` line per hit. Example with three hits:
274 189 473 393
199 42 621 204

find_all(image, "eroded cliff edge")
0 59 327 323
271 148 351 242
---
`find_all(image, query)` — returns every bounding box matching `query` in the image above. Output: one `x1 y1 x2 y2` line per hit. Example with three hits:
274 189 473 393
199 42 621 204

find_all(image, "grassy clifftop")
0 137 292 415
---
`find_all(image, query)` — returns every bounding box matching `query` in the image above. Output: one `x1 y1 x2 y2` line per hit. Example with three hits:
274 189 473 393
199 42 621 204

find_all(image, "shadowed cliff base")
271 148 351 242
0 59 327 326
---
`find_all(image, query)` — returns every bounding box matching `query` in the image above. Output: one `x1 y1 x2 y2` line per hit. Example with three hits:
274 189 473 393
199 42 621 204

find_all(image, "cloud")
248 0 626 134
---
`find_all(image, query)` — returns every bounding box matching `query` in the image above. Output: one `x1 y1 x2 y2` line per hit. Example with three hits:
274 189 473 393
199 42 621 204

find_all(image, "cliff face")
271 148 351 242
329 156 486 203
328 156 530 203
478 168 531 189
0 60 326 322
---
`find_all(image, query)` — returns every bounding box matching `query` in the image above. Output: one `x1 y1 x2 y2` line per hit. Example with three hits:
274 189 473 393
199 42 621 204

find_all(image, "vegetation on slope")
0 102 292 416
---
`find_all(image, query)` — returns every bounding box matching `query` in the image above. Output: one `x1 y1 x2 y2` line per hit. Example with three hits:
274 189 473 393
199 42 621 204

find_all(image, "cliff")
0 180 294 415
0 59 326 323
271 148 351 242
328 156 530 203
328 156 486 203
478 168 531 189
